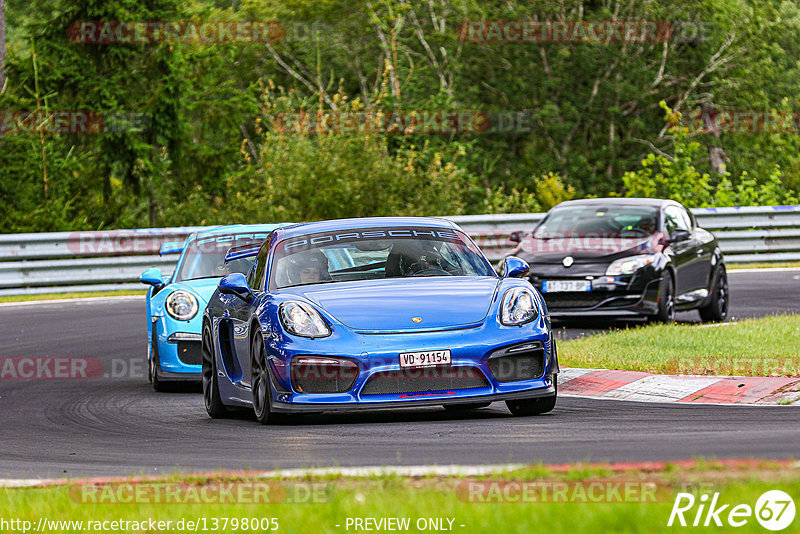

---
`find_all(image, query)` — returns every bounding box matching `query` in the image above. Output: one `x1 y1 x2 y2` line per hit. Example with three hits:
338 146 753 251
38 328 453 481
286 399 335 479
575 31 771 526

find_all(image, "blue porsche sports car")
202 217 559 423
139 224 285 391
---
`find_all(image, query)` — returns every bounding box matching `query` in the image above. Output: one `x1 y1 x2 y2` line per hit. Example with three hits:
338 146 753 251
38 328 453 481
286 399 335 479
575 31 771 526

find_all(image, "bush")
166 87 479 225
622 101 798 207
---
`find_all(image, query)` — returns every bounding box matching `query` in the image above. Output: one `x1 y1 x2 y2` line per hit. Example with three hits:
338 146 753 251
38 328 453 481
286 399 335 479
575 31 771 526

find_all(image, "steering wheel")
618 227 652 237
405 263 452 277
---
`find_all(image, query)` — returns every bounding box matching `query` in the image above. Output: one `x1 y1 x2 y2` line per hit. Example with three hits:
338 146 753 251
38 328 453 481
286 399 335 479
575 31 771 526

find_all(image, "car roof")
274 217 461 240
552 197 682 209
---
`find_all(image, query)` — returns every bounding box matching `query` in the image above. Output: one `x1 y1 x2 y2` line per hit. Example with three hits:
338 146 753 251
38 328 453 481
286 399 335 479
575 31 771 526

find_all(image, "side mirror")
139 267 164 288
508 231 523 244
670 228 691 243
219 273 253 302
502 256 530 278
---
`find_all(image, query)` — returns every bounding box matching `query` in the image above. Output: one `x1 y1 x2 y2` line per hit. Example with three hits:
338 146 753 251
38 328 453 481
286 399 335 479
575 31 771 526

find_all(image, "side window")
665 206 691 234
677 207 693 231
248 241 271 290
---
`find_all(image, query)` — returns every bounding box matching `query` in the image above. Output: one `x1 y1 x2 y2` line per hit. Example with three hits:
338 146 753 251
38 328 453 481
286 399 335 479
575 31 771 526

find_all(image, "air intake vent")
291 357 359 394
361 366 489 396
488 342 545 382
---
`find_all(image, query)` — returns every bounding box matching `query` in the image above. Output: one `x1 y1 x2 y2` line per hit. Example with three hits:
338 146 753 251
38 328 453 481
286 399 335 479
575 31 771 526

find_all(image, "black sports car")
507 198 729 323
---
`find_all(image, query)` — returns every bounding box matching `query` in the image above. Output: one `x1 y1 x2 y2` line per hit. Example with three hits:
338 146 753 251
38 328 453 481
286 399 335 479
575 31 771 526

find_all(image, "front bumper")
269 384 557 413
529 268 662 316
274 321 556 411
221 315 558 411
151 315 202 377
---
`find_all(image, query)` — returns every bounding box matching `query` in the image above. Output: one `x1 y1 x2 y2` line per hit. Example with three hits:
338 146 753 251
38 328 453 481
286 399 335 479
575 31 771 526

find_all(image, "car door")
664 205 697 297
689 210 715 290
235 242 271 388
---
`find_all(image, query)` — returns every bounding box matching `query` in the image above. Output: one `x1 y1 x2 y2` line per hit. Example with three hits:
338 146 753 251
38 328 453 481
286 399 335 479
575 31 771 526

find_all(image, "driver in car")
288 251 330 285
638 216 656 234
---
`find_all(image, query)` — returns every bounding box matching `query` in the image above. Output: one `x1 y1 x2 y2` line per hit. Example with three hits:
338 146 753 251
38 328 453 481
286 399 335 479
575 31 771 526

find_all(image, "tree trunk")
0 0 6 93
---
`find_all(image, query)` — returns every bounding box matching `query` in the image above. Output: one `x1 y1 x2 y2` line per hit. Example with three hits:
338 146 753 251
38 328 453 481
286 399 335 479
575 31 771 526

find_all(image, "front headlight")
605 254 657 276
280 301 331 338
166 290 198 321
500 288 539 326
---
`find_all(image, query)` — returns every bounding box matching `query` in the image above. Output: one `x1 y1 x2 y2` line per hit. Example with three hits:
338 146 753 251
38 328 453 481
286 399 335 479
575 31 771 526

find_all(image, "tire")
651 273 676 324
251 331 278 425
150 330 170 392
699 267 729 323
443 402 492 412
147 338 153 383
202 324 228 418
505 377 557 416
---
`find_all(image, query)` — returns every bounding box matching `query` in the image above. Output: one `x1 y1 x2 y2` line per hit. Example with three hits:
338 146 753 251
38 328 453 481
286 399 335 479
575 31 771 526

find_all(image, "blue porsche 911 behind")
202 217 558 423
139 224 285 390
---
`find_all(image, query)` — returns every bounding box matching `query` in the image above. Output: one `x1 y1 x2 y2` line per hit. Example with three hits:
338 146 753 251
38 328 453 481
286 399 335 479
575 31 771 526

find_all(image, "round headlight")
166 290 198 321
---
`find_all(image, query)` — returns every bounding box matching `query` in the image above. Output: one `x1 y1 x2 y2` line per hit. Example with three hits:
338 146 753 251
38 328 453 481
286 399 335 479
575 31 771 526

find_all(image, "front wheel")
149 337 169 392
699 268 729 323
651 274 676 324
251 331 278 425
505 378 557 416
202 324 228 418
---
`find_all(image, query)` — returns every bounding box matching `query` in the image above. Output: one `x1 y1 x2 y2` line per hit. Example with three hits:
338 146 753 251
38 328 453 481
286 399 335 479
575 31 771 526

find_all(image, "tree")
0 0 6 93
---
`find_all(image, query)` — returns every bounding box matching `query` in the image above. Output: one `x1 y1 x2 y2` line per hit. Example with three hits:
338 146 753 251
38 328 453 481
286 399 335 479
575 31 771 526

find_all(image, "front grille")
543 293 608 309
361 366 489 396
488 344 545 382
544 293 640 309
176 341 202 365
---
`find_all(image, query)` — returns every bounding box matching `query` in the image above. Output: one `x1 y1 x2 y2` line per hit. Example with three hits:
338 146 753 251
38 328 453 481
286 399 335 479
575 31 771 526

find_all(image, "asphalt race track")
1 270 798 479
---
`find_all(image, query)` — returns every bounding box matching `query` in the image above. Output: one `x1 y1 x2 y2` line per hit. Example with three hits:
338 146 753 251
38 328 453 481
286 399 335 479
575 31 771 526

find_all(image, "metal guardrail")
0 206 798 296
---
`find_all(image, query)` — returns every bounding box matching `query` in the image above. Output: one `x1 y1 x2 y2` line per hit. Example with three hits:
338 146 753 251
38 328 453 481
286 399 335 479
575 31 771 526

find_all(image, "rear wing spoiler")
158 241 186 255
224 243 263 263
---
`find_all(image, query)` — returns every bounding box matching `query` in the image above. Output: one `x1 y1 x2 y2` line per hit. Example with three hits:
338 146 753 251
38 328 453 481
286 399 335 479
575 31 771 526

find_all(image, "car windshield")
270 227 495 289
176 233 269 282
534 205 659 238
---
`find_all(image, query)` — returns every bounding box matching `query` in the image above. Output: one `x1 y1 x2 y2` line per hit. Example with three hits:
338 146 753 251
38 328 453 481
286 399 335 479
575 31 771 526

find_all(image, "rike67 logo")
668 490 795 531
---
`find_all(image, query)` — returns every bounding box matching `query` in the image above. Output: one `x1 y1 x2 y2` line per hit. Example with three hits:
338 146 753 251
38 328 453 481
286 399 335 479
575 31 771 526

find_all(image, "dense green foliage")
1 0 799 231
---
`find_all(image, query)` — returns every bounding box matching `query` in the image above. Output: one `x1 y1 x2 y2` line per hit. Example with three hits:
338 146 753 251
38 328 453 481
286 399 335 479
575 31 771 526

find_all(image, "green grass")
2 463 798 534
559 314 800 376
0 290 145 303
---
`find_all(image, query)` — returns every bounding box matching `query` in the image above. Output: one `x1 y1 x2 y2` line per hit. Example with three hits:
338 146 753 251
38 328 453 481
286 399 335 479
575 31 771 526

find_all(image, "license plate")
399 350 451 368
542 280 592 293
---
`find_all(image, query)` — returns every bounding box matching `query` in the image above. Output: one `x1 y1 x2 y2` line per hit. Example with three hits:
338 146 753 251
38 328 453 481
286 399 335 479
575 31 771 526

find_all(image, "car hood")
279 277 500 332
516 234 660 264
165 277 222 306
